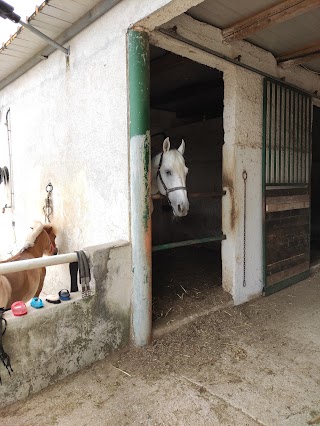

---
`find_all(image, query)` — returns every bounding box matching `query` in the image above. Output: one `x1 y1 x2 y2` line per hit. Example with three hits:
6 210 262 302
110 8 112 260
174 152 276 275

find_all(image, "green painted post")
268 82 273 184
128 30 152 347
279 86 282 183
288 90 292 183
283 88 287 183
274 83 278 183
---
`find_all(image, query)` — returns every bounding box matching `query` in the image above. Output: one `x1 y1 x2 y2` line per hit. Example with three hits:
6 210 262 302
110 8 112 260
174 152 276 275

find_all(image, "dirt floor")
1 273 320 425
152 245 228 326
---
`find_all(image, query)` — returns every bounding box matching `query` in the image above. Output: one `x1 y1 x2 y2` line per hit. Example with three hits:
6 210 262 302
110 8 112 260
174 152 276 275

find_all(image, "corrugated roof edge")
0 0 47 51
0 0 123 91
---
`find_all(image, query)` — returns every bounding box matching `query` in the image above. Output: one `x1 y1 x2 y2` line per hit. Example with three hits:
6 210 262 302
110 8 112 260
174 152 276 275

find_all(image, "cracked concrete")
1 272 320 425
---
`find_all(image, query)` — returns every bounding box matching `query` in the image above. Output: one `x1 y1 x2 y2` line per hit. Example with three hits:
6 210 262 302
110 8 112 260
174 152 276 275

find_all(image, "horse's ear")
163 137 170 153
178 139 185 156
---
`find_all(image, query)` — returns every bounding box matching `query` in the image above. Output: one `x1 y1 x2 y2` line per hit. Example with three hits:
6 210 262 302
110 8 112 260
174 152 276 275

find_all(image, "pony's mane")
22 221 45 250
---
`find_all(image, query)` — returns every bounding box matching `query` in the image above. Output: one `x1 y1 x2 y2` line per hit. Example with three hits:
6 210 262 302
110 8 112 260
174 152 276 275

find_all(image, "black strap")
69 262 79 293
156 152 187 206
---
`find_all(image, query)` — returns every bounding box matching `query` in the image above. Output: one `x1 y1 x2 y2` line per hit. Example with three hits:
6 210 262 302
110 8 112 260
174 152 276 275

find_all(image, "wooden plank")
277 41 320 68
222 0 320 43
266 214 309 231
267 224 309 241
267 261 309 286
266 187 309 197
266 207 309 220
267 253 309 275
266 201 310 212
267 242 309 264
266 194 309 205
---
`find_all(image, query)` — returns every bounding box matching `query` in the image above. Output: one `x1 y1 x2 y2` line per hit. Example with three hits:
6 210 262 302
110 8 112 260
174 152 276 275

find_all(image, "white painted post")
222 68 264 304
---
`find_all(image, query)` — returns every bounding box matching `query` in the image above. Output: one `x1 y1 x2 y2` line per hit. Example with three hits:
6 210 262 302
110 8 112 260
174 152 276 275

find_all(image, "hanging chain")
43 182 53 223
242 170 247 287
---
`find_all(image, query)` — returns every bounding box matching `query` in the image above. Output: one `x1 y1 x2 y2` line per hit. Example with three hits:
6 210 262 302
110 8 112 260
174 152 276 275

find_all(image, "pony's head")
23 222 58 255
155 137 189 217
43 224 58 255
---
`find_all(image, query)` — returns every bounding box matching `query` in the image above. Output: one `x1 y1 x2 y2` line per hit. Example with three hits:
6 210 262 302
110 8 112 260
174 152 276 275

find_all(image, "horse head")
24 222 58 256
152 137 189 217
43 225 58 255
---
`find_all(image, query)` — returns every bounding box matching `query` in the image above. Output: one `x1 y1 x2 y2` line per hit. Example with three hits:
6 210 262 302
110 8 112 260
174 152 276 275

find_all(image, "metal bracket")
19 20 70 56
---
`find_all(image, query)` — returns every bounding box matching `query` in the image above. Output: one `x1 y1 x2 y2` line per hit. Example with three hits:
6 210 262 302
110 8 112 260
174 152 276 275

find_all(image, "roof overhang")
0 0 123 90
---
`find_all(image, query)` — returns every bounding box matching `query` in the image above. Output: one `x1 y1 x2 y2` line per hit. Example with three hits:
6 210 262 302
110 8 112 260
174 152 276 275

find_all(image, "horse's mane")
22 221 45 250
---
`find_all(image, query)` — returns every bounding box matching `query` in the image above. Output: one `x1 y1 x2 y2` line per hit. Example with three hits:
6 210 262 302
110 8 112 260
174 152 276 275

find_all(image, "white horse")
152 137 189 217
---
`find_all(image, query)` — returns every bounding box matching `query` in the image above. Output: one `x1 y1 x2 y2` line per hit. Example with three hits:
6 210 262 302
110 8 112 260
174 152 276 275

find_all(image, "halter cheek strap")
156 152 187 206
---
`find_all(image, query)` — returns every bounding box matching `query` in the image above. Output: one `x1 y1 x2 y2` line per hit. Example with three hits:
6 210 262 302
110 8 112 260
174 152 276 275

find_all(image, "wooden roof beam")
277 41 320 67
222 0 320 43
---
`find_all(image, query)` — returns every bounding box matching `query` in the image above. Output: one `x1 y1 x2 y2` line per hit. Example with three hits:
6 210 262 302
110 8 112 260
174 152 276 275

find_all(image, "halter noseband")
156 152 187 206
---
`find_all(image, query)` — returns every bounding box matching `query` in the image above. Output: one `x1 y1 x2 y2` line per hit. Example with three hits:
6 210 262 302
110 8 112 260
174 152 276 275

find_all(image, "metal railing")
0 253 78 275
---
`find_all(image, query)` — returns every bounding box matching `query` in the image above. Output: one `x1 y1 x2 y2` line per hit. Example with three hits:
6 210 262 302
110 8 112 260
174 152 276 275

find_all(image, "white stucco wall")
0 0 201 293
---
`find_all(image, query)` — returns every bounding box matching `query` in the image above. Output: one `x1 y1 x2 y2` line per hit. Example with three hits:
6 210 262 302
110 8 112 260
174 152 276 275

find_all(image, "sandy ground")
1 273 320 426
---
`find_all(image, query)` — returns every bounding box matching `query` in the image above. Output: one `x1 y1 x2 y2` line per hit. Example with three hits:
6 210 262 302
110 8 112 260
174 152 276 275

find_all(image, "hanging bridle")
156 152 187 206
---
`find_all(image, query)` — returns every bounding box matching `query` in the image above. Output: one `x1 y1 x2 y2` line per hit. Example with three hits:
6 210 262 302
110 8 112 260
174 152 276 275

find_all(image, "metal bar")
128 30 152 347
283 87 287 183
156 29 320 101
297 95 302 183
152 236 226 252
288 89 292 183
292 91 296 183
300 95 303 183
303 96 307 183
279 85 282 183
0 252 77 275
265 183 308 187
268 81 273 184
152 191 226 200
274 83 278 183
264 270 310 296
308 98 312 185
19 20 69 56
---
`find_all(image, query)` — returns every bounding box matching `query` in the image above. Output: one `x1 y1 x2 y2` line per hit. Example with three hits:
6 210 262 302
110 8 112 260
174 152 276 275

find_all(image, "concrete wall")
0 0 202 294
0 241 131 408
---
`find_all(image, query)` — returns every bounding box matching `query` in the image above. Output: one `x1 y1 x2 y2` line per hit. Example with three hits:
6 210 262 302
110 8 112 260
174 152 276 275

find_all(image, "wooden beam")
277 41 320 67
222 0 320 43
150 52 189 76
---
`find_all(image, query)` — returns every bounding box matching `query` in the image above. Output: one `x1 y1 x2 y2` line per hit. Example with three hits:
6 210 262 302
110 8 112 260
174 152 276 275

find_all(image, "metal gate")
262 78 312 295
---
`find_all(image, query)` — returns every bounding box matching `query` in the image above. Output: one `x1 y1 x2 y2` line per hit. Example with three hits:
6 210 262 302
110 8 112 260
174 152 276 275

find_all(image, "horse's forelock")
43 224 56 235
22 221 45 249
166 149 186 172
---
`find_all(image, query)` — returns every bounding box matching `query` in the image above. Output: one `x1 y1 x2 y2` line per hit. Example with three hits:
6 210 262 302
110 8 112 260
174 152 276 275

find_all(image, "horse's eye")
166 170 171 176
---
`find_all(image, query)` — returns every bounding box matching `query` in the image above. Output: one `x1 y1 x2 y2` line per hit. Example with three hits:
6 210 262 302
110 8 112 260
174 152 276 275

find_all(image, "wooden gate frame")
262 78 312 295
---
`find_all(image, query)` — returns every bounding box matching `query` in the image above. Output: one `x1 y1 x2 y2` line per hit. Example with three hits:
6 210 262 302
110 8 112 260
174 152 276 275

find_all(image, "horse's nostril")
178 204 182 212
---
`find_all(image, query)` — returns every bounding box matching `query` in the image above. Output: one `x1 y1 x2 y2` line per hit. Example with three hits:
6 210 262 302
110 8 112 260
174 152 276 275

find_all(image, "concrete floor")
1 273 320 425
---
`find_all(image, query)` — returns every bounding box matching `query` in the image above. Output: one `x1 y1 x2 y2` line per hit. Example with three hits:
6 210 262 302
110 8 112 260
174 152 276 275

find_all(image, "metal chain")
43 182 53 223
242 170 247 287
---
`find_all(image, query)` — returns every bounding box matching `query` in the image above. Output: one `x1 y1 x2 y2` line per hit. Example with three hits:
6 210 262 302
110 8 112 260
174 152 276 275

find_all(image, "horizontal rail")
151 191 226 200
152 235 226 252
0 253 78 275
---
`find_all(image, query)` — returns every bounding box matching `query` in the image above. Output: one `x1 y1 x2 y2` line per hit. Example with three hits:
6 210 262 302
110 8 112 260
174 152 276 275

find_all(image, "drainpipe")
128 30 152 346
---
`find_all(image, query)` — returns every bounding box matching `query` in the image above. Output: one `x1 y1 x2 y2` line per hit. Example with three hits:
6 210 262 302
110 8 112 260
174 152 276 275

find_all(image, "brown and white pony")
0 222 58 309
